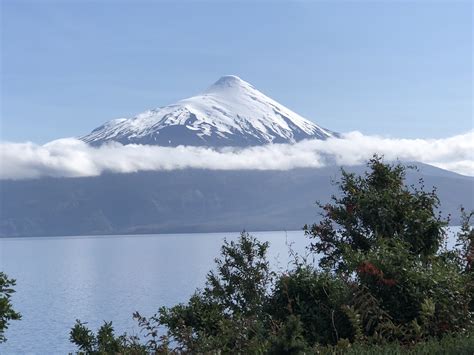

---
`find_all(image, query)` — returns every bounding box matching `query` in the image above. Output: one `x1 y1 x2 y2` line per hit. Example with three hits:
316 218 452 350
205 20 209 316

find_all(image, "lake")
0 230 315 354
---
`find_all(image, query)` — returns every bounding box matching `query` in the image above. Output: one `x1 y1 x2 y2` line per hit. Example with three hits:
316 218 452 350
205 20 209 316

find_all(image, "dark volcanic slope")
1 165 472 237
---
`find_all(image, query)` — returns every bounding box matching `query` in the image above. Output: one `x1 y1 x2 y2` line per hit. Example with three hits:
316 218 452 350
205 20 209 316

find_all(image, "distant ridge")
81 75 337 147
1 163 471 238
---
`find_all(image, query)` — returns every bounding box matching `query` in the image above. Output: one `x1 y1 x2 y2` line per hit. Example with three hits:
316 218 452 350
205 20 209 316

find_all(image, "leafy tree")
304 155 473 341
304 155 447 272
455 209 474 313
205 231 273 316
456 208 474 274
70 320 148 354
159 231 274 353
0 272 21 343
70 232 276 353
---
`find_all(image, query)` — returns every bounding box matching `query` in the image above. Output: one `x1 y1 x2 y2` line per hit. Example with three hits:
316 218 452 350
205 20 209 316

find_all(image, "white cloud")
1 131 473 180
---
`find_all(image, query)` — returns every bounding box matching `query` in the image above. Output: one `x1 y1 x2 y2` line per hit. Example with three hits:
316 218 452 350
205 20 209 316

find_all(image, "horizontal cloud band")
1 131 473 180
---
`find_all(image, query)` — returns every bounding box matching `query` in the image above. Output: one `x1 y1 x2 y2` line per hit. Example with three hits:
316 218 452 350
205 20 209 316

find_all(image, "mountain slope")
81 75 337 147
1 164 471 237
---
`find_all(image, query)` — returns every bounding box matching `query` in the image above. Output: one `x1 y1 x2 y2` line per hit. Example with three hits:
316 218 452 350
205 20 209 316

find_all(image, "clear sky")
1 0 472 143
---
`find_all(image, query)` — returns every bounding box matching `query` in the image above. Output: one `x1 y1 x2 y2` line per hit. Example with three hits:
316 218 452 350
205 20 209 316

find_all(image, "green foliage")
457 209 474 274
68 232 275 354
0 272 21 343
315 329 474 354
343 238 473 339
343 285 396 342
158 231 274 353
304 155 447 272
303 155 473 343
69 157 474 354
269 267 352 345
267 315 309 354
204 231 273 316
69 320 147 354
456 210 474 314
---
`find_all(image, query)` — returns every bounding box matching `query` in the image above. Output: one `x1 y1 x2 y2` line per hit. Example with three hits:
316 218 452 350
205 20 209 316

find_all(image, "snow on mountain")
81 75 337 147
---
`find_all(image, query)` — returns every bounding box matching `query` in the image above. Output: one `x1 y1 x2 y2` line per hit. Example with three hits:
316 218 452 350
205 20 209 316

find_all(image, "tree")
457 208 474 274
456 209 474 312
0 272 21 343
70 232 275 354
304 155 447 272
159 232 274 353
70 319 151 354
304 155 472 341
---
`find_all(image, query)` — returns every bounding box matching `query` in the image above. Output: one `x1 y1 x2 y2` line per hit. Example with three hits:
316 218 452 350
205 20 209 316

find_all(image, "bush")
158 232 274 353
70 232 276 353
268 267 352 345
267 315 309 354
0 272 21 343
70 320 145 354
343 238 472 342
315 330 474 354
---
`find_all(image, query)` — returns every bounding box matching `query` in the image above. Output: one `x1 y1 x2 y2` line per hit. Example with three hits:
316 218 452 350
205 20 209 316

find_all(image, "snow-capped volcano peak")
81 75 338 147
212 74 245 86
206 75 250 92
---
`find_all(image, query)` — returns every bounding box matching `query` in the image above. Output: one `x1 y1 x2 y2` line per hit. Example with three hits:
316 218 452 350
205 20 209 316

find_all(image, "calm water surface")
0 230 313 354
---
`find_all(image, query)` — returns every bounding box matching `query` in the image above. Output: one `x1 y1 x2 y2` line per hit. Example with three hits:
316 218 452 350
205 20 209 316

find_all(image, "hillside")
1 164 472 237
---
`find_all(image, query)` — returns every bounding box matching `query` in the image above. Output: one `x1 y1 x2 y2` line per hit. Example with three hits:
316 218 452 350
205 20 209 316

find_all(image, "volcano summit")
81 75 337 147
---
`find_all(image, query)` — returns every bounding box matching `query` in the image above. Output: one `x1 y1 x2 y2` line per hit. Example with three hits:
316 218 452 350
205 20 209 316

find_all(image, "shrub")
343 238 472 342
0 272 21 343
158 231 274 353
70 232 276 354
315 329 474 354
268 267 352 345
267 315 309 354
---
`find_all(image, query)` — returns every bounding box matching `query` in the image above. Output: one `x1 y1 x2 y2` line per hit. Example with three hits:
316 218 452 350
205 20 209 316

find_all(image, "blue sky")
1 0 472 143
